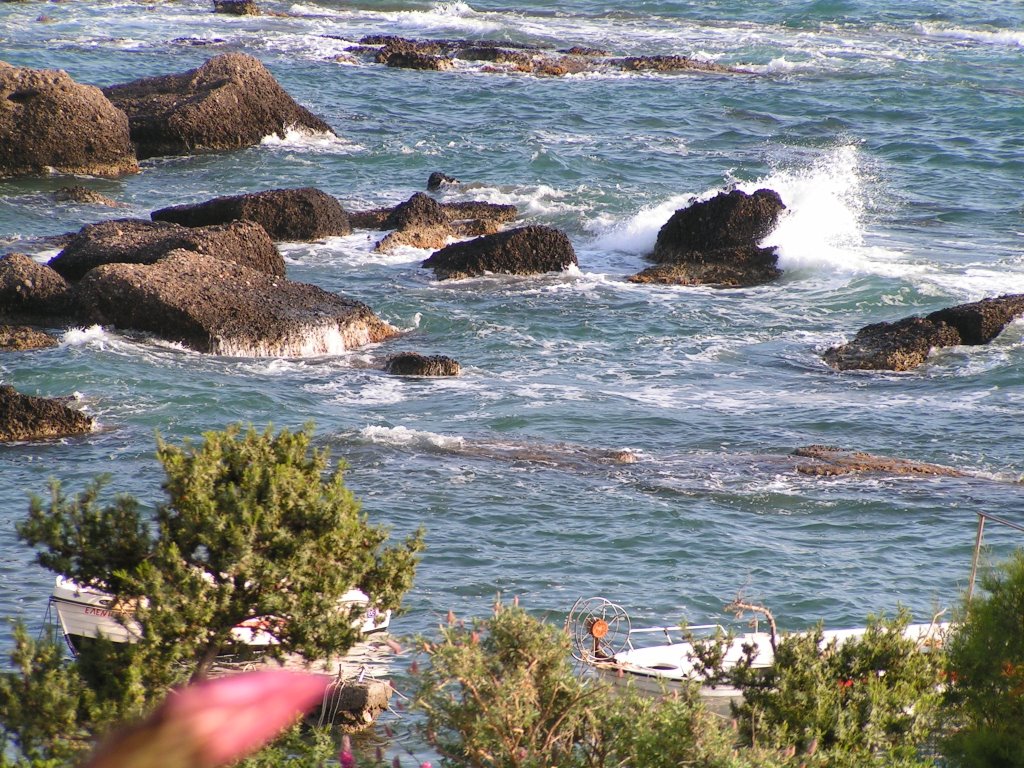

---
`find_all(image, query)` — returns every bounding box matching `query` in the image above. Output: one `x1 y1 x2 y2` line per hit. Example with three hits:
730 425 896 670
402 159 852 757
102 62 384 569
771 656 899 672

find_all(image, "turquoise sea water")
2 0 1024 744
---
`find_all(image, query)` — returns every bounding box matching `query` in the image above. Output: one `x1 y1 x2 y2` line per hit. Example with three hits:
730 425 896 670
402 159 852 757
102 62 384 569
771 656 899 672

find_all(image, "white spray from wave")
359 425 466 451
260 126 363 154
913 22 1024 48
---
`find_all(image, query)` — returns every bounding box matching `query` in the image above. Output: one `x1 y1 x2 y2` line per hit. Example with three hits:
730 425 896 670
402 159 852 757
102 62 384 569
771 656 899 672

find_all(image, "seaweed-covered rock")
422 225 577 280
75 249 396 356
54 186 122 207
824 294 1024 371
0 325 59 351
103 53 334 159
50 218 284 281
386 352 460 377
152 187 351 241
0 253 72 317
0 385 93 442
0 61 138 178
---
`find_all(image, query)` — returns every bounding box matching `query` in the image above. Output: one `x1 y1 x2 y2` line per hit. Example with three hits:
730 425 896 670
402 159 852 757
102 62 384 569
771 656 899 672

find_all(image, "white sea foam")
914 22 1024 48
359 425 465 450
61 325 112 347
392 1 503 37
586 194 695 255
260 126 363 154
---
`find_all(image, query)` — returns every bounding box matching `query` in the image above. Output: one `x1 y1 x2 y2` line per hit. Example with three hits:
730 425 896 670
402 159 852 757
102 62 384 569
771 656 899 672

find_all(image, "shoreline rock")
422 225 577 280
50 218 284 281
824 294 1024 371
0 325 60 352
103 53 334 159
0 253 74 319
792 445 966 478
152 187 352 242
75 249 397 356
629 188 786 288
0 61 138 178
0 385 93 442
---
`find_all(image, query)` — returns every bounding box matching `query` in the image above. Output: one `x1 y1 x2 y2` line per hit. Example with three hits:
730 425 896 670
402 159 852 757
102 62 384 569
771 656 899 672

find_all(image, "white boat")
50 575 391 653
565 597 948 712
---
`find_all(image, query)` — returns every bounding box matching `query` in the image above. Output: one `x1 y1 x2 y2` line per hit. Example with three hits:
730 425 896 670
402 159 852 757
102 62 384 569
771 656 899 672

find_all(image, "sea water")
2 0 1023 746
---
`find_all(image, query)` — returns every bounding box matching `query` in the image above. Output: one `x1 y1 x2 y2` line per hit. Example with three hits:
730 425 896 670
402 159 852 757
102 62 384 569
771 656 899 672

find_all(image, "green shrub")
943 550 1024 767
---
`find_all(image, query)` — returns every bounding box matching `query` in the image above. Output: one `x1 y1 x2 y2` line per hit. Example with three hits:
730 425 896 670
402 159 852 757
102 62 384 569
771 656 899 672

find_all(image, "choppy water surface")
2 0 1024 745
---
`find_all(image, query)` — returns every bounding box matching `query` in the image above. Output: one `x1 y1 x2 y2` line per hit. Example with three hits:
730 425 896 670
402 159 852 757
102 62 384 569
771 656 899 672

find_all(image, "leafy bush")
2 424 422 764
943 550 1024 767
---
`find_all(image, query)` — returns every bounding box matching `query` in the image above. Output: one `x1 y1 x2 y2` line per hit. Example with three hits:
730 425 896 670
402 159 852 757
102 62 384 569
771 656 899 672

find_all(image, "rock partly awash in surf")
0 385 93 442
152 187 352 242
421 225 577 280
629 188 786 288
0 325 60 352
385 352 461 377
0 61 139 178
102 53 334 159
50 218 285 281
350 192 518 253
823 294 1024 372
792 445 966 478
0 253 74 320
74 250 396 356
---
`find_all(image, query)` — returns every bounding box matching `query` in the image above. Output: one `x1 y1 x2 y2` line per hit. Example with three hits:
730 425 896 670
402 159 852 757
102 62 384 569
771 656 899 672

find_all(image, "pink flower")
85 670 332 768
339 734 355 768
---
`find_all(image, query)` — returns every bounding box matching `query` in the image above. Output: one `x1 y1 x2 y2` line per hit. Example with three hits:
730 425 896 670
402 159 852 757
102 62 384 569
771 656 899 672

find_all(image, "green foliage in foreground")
413 601 953 768
0 424 422 765
943 550 1024 768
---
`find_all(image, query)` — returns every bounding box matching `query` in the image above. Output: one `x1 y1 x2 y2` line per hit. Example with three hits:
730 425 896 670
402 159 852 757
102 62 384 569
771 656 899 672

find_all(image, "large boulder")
102 53 334 159
824 294 1024 371
0 61 138 178
152 187 351 241
652 188 786 259
0 253 73 318
422 225 577 280
633 189 786 288
75 249 396 356
50 219 284 282
0 385 93 442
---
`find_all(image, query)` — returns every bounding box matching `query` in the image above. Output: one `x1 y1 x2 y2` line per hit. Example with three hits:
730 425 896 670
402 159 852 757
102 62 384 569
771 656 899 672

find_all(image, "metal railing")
968 511 1024 601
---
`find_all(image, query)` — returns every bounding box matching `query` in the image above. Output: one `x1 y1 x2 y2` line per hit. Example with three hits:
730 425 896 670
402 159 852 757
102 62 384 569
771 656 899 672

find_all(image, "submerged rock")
422 225 577 280
152 187 351 241
213 0 258 14
103 53 334 159
0 325 59 351
54 186 123 208
0 253 73 318
630 189 786 288
0 61 138 178
75 249 396 356
0 385 93 442
823 294 1024 371
792 445 966 478
50 218 284 281
386 352 461 377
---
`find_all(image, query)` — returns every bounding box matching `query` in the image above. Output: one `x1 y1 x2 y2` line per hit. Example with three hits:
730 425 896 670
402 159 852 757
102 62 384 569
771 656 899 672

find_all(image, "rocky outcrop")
75 249 396 356
54 186 123 208
151 187 351 241
351 193 518 253
347 36 746 77
792 445 965 478
629 189 786 288
385 352 460 377
422 225 577 280
824 294 1024 372
213 0 258 14
0 253 73 318
103 53 334 159
427 172 458 190
0 325 59 351
0 385 93 442
0 61 138 178
50 219 284 282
